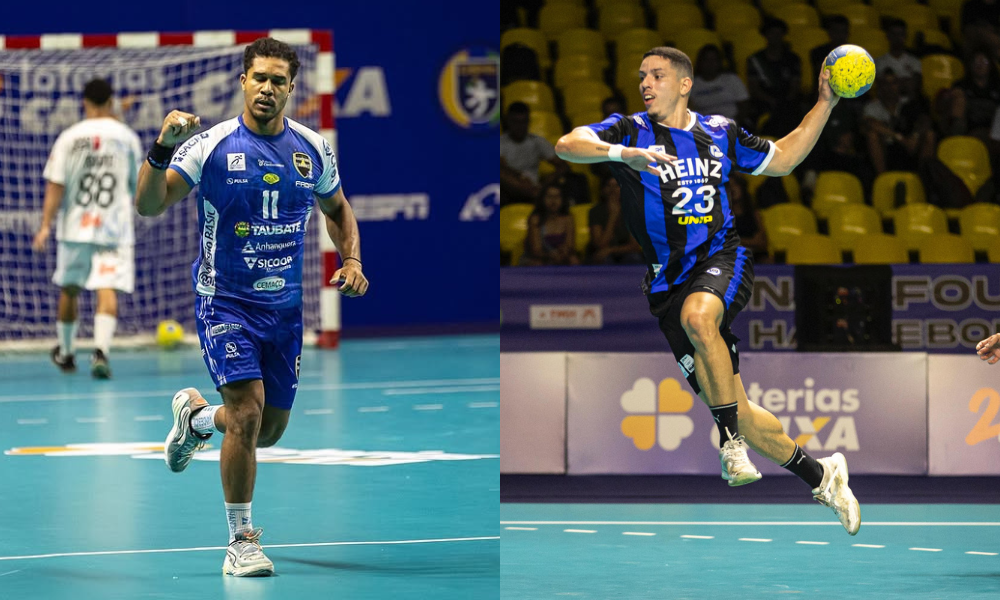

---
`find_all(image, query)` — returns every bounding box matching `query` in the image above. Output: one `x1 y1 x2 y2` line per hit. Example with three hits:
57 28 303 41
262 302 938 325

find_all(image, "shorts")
195 295 303 410
53 242 134 293
645 246 754 395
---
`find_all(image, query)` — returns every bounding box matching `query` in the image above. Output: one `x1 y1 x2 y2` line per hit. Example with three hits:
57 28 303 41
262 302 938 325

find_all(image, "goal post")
0 29 341 350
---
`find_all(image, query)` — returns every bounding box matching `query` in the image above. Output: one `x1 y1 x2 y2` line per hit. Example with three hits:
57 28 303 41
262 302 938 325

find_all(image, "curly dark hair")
243 37 301 81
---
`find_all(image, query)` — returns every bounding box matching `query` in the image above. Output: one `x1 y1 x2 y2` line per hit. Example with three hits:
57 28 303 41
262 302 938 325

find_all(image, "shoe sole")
223 557 274 577
726 471 763 487
831 452 862 535
91 364 110 379
164 392 194 472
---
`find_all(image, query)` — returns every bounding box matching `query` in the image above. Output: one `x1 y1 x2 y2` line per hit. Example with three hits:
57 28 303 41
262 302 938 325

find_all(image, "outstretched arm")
760 68 841 176
135 111 200 216
316 187 368 297
555 128 676 174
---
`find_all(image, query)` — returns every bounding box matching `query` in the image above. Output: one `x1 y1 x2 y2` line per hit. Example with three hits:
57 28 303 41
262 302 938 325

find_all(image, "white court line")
499 521 1000 527
16 419 47 425
505 527 537 531
413 404 444 411
383 386 499 396
796 541 829 546
303 409 334 415
910 548 943 552
564 529 597 534
622 532 656 537
853 544 886 548
739 538 772 543
0 378 500 404
681 535 714 540
357 406 389 413
0 536 498 562
468 402 499 409
966 551 998 556
134 415 164 422
75 417 106 424
0 570 21 577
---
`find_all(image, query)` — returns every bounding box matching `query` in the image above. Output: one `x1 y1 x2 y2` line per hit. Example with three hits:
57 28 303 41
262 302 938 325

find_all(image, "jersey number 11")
262 190 279 219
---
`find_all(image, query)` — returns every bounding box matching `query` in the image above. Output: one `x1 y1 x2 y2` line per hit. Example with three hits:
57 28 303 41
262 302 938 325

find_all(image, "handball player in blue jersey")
135 38 368 576
556 47 860 534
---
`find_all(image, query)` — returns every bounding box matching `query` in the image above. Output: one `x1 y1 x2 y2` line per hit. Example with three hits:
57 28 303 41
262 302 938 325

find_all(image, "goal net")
0 32 331 350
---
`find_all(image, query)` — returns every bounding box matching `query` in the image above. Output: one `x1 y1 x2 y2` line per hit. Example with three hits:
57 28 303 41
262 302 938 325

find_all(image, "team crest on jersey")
293 152 313 178
709 145 723 158
234 222 250 238
263 173 280 185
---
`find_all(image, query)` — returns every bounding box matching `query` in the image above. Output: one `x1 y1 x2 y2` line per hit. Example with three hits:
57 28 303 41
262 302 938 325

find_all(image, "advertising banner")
928 355 1000 475
500 353 568 474
566 352 928 475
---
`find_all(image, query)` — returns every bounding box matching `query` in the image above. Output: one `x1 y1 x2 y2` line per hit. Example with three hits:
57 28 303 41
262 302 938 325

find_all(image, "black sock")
781 444 825 489
708 402 739 447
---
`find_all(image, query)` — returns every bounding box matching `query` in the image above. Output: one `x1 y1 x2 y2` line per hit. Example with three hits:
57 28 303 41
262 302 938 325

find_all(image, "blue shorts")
195 295 303 410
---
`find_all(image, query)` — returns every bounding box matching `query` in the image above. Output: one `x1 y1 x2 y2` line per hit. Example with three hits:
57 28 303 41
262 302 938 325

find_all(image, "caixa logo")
744 377 860 451
253 276 285 291
620 377 695 451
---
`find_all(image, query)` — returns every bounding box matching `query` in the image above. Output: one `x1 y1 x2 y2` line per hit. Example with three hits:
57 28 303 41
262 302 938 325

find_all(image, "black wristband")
147 142 175 170
343 256 362 267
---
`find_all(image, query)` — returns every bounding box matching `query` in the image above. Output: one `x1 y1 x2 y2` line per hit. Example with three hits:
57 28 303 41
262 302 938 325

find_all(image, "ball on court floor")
823 45 876 99
156 319 184 349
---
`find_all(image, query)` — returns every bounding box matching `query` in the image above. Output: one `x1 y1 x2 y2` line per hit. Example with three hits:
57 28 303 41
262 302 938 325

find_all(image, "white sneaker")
813 452 861 535
164 388 211 473
719 430 762 487
223 528 274 577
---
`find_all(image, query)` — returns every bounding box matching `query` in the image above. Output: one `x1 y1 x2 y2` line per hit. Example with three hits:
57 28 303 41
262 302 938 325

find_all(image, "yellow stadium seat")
762 203 818 254
773 4 821 28
503 80 556 112
893 203 949 250
599 4 647 40
919 29 952 49
539 3 588 40
884 5 938 44
501 28 552 69
928 0 964 40
529 111 565 146
730 31 767 79
715 4 763 44
828 204 883 250
871 171 926 216
745 173 801 205
988 238 1000 263
563 80 615 118
922 54 964 101
937 136 992 196
595 0 640 7
848 27 890 58
569 110 606 128
570 204 593 255
554 54 605 89
500 204 535 266
760 0 799 14
615 28 665 60
959 202 1000 251
788 27 830 55
817 0 863 15
786 234 843 264
669 29 723 65
871 0 916 13
837 4 879 28
557 29 609 69
811 171 865 220
918 234 975 263
851 234 910 264
655 3 705 39
615 52 646 112
651 0 698 11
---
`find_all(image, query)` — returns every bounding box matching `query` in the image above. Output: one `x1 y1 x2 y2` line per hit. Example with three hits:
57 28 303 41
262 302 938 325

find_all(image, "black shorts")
644 247 755 395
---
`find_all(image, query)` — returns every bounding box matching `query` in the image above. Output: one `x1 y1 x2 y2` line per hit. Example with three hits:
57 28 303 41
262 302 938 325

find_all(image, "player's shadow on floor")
280 555 496 576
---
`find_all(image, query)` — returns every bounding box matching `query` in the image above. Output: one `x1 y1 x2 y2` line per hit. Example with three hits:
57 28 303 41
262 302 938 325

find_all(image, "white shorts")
52 242 135 294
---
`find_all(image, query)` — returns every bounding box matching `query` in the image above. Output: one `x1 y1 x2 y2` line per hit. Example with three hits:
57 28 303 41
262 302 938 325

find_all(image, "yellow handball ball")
823 44 876 99
156 319 184 349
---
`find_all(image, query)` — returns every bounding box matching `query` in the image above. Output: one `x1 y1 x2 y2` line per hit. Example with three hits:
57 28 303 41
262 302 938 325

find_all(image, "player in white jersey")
135 38 367 577
32 79 143 379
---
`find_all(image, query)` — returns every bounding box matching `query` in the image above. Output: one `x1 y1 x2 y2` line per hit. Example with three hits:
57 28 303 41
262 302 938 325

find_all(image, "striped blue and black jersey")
585 110 774 295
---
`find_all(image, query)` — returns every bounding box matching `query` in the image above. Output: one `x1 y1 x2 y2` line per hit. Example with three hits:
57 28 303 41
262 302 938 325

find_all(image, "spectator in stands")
728 175 769 263
689 45 751 125
863 69 937 174
875 19 922 101
601 96 626 119
747 18 803 136
586 178 643 264
810 15 851 85
521 183 580 266
501 102 569 206
941 49 1000 140
962 0 1000 61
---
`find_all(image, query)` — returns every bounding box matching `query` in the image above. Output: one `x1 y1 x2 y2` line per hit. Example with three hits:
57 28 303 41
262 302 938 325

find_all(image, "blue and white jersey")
169 115 341 309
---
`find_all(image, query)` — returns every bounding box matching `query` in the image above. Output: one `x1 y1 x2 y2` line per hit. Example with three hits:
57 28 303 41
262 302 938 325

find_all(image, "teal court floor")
0 335 499 600
502 503 1000 599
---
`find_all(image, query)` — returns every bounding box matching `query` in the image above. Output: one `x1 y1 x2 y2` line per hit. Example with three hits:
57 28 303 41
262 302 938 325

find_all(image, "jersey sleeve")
42 132 69 185
313 138 342 199
583 113 632 145
728 119 775 176
167 133 208 188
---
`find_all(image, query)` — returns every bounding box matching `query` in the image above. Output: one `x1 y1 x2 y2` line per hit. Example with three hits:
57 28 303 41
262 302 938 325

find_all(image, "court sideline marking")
0 535 499 562
500 521 1000 526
